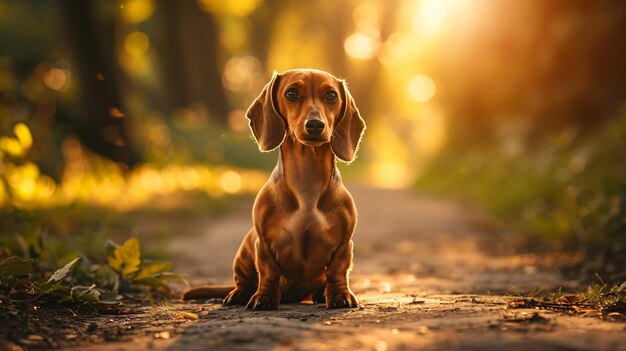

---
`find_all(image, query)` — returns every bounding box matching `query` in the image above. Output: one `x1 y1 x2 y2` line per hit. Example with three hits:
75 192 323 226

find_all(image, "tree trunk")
154 0 228 123
59 0 138 167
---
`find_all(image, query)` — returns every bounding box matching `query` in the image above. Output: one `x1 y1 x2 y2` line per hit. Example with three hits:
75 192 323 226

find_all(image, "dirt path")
69 184 625 351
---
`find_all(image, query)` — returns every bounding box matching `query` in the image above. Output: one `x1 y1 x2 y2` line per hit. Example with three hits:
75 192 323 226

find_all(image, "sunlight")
124 31 150 56
344 27 381 60
222 55 261 92
0 132 269 210
120 31 152 78
407 74 436 102
412 0 463 36
120 0 154 24
381 281 392 293
366 119 414 189
267 9 329 69
0 123 32 157
0 136 23 157
370 162 412 189
14 123 32 150
43 68 67 91
345 3 381 61
198 0 261 17
377 32 422 67
413 105 447 154
179 167 201 191
219 170 242 194
352 3 379 27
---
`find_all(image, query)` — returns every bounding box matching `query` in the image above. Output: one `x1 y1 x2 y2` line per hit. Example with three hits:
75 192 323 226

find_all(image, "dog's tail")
180 285 235 301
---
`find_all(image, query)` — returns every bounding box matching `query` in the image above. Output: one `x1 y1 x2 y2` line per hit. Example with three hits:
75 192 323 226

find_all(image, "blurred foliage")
0 122 266 211
417 109 626 260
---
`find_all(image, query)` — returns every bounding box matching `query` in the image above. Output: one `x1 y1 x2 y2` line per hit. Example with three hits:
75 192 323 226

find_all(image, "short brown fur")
182 69 365 310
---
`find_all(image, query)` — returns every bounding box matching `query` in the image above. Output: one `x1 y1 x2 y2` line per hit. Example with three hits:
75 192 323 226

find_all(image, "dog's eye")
285 88 299 102
325 91 338 103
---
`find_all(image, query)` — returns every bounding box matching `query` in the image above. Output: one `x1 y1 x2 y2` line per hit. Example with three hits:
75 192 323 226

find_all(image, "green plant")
584 275 626 313
509 277 625 319
0 237 186 306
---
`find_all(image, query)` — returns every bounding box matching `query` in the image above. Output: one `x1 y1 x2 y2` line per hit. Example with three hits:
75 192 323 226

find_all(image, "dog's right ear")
245 72 286 152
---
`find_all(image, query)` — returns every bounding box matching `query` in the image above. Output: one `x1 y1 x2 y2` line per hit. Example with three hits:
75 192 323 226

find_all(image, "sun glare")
344 3 382 60
408 74 436 102
412 0 462 36
120 0 154 24
344 27 381 60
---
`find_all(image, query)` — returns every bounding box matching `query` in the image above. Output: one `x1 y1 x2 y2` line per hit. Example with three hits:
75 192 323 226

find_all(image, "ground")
3 184 625 350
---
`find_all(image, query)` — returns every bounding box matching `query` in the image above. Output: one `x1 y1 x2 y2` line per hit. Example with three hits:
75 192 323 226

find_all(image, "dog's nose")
305 119 325 135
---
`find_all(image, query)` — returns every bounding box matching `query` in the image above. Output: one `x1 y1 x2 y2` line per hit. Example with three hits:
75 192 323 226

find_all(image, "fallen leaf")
175 312 198 320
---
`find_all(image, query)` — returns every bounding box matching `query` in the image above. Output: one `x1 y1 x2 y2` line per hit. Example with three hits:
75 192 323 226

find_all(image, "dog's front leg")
247 238 281 310
325 240 359 308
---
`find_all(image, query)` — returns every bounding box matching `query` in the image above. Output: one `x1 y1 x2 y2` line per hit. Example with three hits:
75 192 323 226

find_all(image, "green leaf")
106 238 141 278
41 283 72 298
71 284 101 303
0 256 33 277
47 257 81 283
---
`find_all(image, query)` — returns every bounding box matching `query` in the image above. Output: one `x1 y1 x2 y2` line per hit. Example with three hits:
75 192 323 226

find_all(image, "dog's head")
246 69 366 163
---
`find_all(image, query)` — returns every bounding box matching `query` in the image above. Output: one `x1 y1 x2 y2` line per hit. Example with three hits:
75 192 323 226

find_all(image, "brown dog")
182 69 365 310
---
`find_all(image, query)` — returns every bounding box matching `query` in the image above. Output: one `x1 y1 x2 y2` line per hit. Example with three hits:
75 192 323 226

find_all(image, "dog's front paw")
326 291 358 309
312 289 326 304
246 292 279 310
223 289 252 306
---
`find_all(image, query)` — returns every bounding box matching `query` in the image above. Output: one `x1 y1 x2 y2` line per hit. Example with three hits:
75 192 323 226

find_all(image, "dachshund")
182 69 366 310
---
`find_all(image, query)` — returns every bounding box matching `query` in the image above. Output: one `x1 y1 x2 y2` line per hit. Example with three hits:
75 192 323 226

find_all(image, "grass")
509 276 626 320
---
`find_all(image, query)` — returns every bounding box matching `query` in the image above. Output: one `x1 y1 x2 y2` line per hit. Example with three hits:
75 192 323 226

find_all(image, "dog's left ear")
331 80 366 163
246 72 286 152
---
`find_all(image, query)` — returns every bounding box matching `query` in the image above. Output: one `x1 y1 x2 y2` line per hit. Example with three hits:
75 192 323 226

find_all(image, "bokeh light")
412 0 462 36
124 31 150 56
222 56 261 92
219 170 242 194
119 31 152 78
120 0 154 24
43 68 67 90
344 28 381 60
198 0 261 17
407 74 436 102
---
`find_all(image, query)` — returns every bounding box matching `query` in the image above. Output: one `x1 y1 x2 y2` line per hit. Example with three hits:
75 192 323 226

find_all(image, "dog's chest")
273 208 335 279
